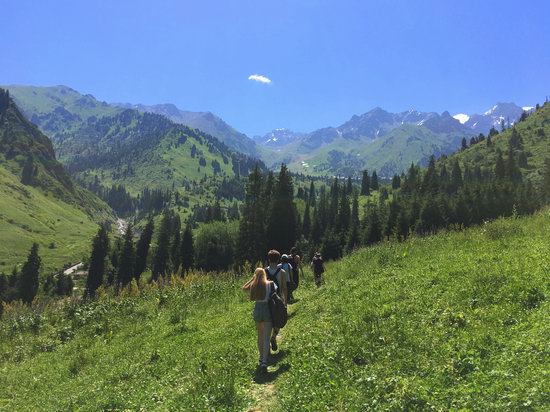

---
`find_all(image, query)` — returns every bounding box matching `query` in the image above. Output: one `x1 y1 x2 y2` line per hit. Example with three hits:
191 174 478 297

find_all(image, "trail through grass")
1 210 549 410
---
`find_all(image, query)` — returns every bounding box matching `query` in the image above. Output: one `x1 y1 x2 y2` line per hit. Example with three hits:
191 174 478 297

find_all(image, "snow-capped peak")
453 113 470 124
522 106 534 111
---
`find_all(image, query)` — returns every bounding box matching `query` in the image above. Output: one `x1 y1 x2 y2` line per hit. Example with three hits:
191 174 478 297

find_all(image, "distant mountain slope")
114 103 258 157
253 128 306 148
462 102 531 135
5 85 121 139
0 89 113 271
258 108 473 176
56 108 260 195
5 85 263 202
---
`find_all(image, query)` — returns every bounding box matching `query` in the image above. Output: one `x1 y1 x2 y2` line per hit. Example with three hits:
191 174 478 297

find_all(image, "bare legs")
256 321 273 365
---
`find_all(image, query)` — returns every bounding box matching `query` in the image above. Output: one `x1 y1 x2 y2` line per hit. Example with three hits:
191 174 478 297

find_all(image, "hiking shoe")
270 338 278 351
260 364 268 375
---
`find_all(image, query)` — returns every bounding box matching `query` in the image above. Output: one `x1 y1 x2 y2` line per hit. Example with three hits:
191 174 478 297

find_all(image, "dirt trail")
247 303 297 412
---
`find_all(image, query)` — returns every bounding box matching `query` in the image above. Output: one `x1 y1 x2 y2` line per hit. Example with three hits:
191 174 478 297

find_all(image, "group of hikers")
242 247 325 375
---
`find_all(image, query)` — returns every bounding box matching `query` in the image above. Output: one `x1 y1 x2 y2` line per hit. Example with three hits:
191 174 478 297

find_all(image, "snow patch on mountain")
453 113 470 124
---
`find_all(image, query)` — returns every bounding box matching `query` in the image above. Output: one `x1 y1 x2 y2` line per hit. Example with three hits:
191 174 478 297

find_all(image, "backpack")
265 267 282 293
268 282 287 328
313 257 324 274
290 255 300 289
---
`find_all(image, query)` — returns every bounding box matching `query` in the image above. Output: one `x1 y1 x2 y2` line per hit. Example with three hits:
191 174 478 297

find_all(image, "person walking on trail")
311 252 325 288
289 246 302 301
279 254 293 304
265 250 287 352
243 267 277 375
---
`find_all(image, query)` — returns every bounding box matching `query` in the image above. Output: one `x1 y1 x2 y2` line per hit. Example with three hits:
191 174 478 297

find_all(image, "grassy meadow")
0 210 548 411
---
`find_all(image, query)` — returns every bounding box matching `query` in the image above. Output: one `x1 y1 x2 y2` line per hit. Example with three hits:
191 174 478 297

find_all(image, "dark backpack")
265 267 282 291
268 282 287 328
290 255 300 289
313 257 324 274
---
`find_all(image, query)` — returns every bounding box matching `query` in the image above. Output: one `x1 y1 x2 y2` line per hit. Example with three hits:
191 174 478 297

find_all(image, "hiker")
289 246 302 301
311 252 325 287
243 267 277 375
265 250 287 352
279 254 293 304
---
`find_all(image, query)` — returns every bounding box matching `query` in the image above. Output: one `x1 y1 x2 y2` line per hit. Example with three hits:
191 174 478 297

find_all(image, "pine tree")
302 202 311 238
505 145 521 181
337 188 351 233
421 155 438 193
346 177 353 194
237 165 265 265
308 180 316 207
21 156 36 186
134 218 154 281
19 243 41 305
371 171 379 191
495 151 506 180
117 226 135 287
461 137 468 150
180 224 194 274
360 170 370 195
151 212 172 280
542 157 550 202
391 174 401 189
85 226 109 297
267 164 296 253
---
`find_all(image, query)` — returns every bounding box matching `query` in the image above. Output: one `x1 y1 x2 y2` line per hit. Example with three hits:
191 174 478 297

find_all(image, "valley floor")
0 210 549 410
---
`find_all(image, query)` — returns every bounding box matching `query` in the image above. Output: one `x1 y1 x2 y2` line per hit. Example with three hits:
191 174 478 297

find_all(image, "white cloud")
248 74 272 84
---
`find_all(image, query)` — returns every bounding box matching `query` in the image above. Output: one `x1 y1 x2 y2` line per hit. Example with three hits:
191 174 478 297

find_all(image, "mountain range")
5 85 533 179
254 103 533 176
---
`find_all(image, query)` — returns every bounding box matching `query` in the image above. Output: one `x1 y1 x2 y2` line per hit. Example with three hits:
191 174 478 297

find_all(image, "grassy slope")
0 165 107 273
1 210 548 410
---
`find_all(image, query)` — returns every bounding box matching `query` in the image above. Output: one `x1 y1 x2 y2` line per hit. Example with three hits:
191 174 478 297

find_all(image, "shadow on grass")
268 349 289 366
253 363 291 384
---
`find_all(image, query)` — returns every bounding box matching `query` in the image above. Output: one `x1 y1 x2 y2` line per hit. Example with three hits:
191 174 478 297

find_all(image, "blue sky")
1 0 549 136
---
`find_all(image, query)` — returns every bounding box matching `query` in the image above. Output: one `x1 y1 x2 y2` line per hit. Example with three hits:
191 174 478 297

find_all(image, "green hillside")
4 85 121 139
452 103 550 184
0 209 547 410
0 89 113 272
263 124 469 178
6 85 262 219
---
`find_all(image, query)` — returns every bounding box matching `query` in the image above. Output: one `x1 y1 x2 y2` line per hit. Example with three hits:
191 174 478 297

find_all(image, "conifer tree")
86 226 109 297
337 188 351 233
180 224 194 274
19 243 41 305
117 226 135 287
505 145 521 181
237 165 265 264
495 151 506 180
391 174 401 189
360 170 370 196
346 176 353 194
134 218 154 281
302 202 311 238
151 212 172 280
308 180 316 207
371 171 379 191
461 137 468 150
421 155 438 193
541 157 550 202
267 164 296 253
21 156 36 186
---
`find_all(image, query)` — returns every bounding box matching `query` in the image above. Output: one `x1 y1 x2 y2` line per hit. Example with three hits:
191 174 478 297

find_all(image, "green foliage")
0 211 548 410
194 221 238 271
85 227 109 297
18 243 41 305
